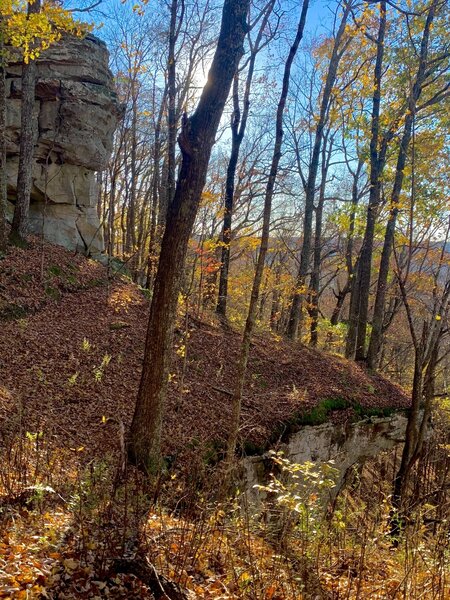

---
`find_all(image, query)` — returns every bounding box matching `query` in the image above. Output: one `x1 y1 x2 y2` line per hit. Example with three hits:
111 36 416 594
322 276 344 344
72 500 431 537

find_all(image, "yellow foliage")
0 0 91 64
200 189 220 208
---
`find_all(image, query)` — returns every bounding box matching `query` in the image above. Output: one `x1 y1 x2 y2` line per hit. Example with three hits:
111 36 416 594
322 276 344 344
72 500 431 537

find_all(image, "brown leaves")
0 240 413 598
0 236 105 321
0 238 410 475
0 510 71 599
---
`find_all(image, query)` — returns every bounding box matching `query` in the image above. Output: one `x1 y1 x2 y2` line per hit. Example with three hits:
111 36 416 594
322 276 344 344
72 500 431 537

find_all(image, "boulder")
5 34 122 257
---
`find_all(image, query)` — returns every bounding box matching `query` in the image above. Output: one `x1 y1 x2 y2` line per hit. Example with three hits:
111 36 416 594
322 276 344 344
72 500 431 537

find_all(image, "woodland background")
0 0 449 598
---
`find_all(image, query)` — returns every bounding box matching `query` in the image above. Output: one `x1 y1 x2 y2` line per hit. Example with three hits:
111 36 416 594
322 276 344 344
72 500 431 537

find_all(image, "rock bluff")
5 34 121 256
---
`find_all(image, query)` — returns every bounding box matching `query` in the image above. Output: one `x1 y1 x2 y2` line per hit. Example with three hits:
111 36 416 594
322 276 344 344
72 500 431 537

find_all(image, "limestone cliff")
5 34 121 257
242 413 412 507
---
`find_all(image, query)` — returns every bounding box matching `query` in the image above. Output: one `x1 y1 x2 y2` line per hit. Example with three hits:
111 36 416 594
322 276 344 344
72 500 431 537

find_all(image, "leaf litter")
0 238 412 598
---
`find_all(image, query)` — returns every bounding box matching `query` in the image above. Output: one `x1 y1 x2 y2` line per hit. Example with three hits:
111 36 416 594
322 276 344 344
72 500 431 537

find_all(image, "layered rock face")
5 35 121 256
242 413 411 507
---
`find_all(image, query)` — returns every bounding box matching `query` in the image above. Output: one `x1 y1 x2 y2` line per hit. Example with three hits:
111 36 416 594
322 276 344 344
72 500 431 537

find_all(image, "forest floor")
1 239 426 600
0 238 410 467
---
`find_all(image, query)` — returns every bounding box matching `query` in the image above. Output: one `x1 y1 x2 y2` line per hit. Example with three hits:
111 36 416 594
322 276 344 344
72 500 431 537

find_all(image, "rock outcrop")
242 413 411 507
5 34 122 257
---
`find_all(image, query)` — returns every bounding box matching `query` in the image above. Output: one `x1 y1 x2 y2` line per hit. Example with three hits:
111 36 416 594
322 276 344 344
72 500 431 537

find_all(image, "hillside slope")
0 239 410 466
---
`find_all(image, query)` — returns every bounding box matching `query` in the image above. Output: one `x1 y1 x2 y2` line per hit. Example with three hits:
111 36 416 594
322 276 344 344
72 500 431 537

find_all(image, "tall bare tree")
225 0 310 466
216 0 277 317
286 0 352 341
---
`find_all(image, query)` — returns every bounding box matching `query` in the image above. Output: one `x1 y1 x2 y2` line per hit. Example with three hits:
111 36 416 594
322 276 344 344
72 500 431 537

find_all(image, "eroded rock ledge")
5 34 122 256
242 413 410 505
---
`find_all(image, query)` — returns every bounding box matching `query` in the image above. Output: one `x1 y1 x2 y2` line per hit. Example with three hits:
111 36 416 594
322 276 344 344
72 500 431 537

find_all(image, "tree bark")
0 23 7 252
10 0 41 246
128 0 250 472
345 1 386 361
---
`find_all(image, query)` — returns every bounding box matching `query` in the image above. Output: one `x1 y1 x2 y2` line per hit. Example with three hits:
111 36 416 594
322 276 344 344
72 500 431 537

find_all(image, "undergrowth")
0 420 449 599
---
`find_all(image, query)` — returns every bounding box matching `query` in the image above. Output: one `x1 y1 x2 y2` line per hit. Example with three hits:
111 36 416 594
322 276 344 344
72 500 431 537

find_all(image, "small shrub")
296 397 350 426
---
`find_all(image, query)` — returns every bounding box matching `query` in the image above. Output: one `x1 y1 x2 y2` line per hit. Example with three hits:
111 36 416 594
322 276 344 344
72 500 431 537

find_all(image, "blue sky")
72 0 339 45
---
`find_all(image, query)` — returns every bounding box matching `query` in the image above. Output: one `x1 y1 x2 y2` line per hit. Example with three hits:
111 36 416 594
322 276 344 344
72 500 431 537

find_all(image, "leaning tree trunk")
10 0 41 246
0 22 7 252
128 0 250 473
225 0 310 467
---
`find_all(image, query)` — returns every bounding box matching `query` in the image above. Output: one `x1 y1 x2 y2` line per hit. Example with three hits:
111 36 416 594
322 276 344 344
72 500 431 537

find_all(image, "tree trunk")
390 228 450 539
270 291 280 330
309 206 323 345
216 96 240 317
0 24 7 252
390 334 440 541
109 173 117 258
367 0 436 369
345 1 386 360
366 207 397 367
330 159 363 326
128 0 250 473
391 347 423 516
10 0 41 245
126 87 138 257
310 133 333 346
225 0 309 467
287 2 351 341
158 156 169 230
146 87 166 289
166 0 179 218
